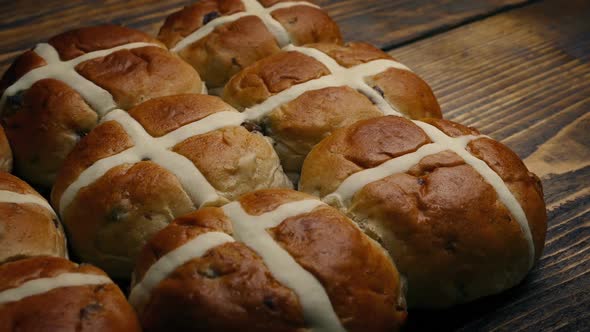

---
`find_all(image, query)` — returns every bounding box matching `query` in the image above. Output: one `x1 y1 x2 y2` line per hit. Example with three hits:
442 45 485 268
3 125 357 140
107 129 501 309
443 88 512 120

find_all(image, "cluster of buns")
0 25 204 188
0 172 140 329
0 0 547 331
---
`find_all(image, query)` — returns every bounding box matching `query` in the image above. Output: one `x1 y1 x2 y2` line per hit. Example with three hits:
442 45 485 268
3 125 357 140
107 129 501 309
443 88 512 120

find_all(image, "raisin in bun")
158 0 342 89
51 94 291 278
0 25 204 188
300 116 547 308
0 256 140 331
129 189 406 332
0 172 66 264
0 125 12 172
223 42 442 178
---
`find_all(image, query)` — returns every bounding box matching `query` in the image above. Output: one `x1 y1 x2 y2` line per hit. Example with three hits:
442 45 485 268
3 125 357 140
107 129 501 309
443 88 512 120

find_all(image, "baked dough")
300 116 547 308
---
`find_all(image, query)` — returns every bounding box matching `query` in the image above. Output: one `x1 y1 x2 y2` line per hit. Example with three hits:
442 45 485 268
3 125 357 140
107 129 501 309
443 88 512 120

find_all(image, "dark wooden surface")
0 0 534 71
0 0 588 331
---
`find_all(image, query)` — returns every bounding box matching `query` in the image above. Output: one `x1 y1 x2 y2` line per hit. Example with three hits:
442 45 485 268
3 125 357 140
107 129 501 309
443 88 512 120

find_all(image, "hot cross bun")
130 189 406 332
0 25 204 188
0 256 140 332
300 116 547 308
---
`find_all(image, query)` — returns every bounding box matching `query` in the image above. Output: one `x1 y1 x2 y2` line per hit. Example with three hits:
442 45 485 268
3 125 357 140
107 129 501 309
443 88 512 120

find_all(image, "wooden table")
1 0 588 330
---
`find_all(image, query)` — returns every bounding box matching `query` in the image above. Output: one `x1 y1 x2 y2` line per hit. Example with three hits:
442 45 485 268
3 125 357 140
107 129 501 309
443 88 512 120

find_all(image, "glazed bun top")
52 94 291 214
0 172 66 264
0 256 141 332
159 0 342 88
222 42 441 175
1 25 204 112
51 94 291 277
299 116 547 307
223 42 441 120
0 25 204 188
130 189 406 332
0 125 11 173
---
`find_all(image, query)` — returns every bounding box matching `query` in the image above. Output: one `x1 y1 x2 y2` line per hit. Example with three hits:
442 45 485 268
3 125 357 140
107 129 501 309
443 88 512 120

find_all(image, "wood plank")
390 0 590 330
0 0 531 73
319 0 531 49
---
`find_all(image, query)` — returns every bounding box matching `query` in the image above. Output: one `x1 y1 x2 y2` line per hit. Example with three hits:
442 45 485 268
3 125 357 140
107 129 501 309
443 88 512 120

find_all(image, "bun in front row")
130 189 407 332
0 172 66 264
300 116 547 308
159 0 342 89
0 256 140 331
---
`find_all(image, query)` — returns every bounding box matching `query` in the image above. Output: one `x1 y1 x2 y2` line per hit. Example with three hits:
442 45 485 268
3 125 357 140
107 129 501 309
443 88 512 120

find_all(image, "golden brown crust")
60 162 196 278
132 207 234 283
368 67 442 119
179 16 281 89
143 242 306 332
133 188 406 331
75 46 203 110
48 24 157 61
224 42 441 121
299 116 547 308
129 94 235 137
222 50 331 109
1 25 160 89
0 125 12 172
258 0 313 6
0 172 66 264
466 137 547 261
0 171 39 195
134 202 306 332
309 42 393 68
172 126 290 201
158 0 341 88
0 51 46 94
0 256 141 332
0 256 104 291
52 95 290 277
272 207 406 332
4 79 98 187
422 117 480 137
266 86 384 173
238 188 313 215
0 25 203 188
223 43 441 174
271 5 342 45
51 121 133 209
158 0 246 48
424 118 546 260
300 116 431 197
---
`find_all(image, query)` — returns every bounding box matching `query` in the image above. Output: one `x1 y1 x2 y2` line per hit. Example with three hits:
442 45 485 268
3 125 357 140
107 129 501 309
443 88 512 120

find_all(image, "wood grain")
391 0 590 330
0 0 531 73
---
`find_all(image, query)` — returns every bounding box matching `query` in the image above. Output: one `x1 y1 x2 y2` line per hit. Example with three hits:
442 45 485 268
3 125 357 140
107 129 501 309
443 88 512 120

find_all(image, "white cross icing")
323 119 536 269
241 44 411 121
222 199 345 332
171 0 319 52
129 198 345 332
58 109 246 217
1 42 162 117
0 188 68 258
0 272 111 305
0 190 55 216
128 231 235 313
